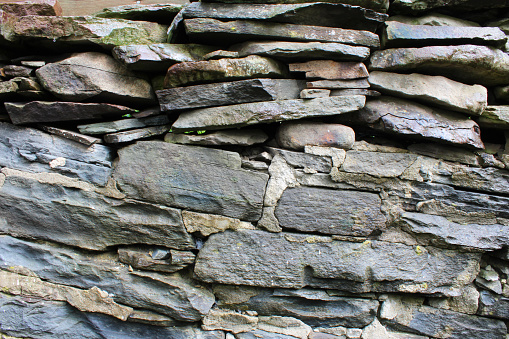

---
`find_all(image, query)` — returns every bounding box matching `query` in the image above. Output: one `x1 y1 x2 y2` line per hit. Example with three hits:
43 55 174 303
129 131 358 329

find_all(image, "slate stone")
307 79 370 89
183 2 388 32
391 13 480 27
275 187 386 236
112 43 217 72
276 121 355 151
289 61 368 80
40 125 102 146
114 142 269 222
267 148 332 173
382 21 507 48
118 247 194 273
164 55 288 88
0 0 62 16
199 0 390 12
300 89 330 98
5 101 137 125
477 106 509 129
103 125 172 143
157 79 304 112
2 65 32 77
94 3 184 24
77 115 170 135
369 45 509 86
0 235 214 322
0 122 114 186
407 143 479 166
391 0 509 14
331 89 380 97
165 129 268 146
195 230 481 296
478 290 509 320
345 97 484 149
36 52 156 106
236 330 297 339
171 96 366 132
368 72 487 115
184 19 380 48
233 41 371 62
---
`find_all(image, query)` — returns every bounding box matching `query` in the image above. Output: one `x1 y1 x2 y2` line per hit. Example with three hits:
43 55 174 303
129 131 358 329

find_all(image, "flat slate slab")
289 61 369 80
165 129 268 146
391 0 509 14
194 230 481 296
157 79 304 112
307 79 370 89
184 18 380 48
171 96 366 131
369 45 509 86
477 106 509 129
93 3 184 24
77 115 170 135
114 142 269 222
183 2 388 32
103 125 171 143
199 0 390 12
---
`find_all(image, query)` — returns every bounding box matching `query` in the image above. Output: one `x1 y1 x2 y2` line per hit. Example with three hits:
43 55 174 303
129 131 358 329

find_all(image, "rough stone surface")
290 61 368 80
103 124 171 143
118 247 195 273
368 72 487 115
94 3 184 24
184 18 380 47
157 79 304 112
391 13 480 27
199 0 389 12
114 142 269 222
36 52 155 106
268 148 333 173
0 0 62 16
258 316 311 339
477 106 509 129
391 0 509 14
165 129 269 146
300 89 330 98
195 230 481 296
307 79 370 89
478 290 509 320
407 143 479 166
202 309 258 333
182 210 255 237
164 55 288 88
331 89 381 97
428 284 479 315
171 96 366 132
369 45 509 86
77 115 170 135
40 126 102 146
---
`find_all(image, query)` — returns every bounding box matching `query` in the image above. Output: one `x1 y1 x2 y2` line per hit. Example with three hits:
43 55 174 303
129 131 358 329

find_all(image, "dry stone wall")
1 0 509 338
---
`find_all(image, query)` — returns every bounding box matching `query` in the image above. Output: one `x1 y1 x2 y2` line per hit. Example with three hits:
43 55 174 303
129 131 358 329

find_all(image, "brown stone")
0 0 62 16
307 79 370 89
277 121 355 151
289 61 368 80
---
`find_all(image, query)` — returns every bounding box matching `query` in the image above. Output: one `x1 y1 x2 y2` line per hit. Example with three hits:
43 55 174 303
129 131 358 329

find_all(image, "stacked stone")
1 0 509 339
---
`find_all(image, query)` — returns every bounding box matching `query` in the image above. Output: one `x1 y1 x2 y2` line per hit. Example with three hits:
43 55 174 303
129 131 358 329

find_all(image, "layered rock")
164 129 268 146
289 61 369 80
199 0 390 12
93 3 185 24
0 0 62 16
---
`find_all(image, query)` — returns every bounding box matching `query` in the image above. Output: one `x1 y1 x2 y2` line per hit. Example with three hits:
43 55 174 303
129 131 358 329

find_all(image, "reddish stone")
0 0 62 16
289 60 369 80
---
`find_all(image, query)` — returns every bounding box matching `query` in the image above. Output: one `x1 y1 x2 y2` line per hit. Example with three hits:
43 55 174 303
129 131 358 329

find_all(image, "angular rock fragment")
289 61 368 80
0 0 62 16
300 89 330 98
477 106 509 129
77 115 170 135
94 3 185 24
195 230 481 296
391 13 480 27
157 79 304 112
103 124 172 143
171 96 365 132
40 125 102 146
202 309 258 333
258 316 311 339
118 246 195 273
233 41 370 61
407 143 479 166
199 0 390 12
5 101 137 125
276 121 355 151
184 18 380 48
369 45 509 86
165 129 268 146
36 52 156 106
478 290 509 320
112 44 217 71
2 65 32 77
182 210 254 237
114 142 268 222
164 55 288 88
267 148 333 173
368 72 487 115
331 89 380 97
0 80 18 99
307 79 370 89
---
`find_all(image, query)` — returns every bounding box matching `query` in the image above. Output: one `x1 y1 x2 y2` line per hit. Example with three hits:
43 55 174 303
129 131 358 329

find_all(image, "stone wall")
1 0 509 338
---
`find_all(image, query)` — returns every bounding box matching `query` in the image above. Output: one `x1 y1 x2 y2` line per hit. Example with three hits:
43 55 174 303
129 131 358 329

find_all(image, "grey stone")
2 65 32 77
257 316 311 338
300 89 330 98
204 50 240 60
340 151 418 178
93 3 184 24
183 2 387 32
390 13 480 27
198 0 389 12
103 124 172 143
202 309 258 333
478 290 509 320
382 21 507 48
232 41 371 62
0 122 113 186
331 89 380 97
428 284 479 315
165 129 269 146
276 121 355 151
39 125 102 146
112 43 217 71
171 96 366 132
369 45 509 86
184 18 380 48
477 106 509 129
77 115 170 135
5 101 137 125
267 148 332 173
275 187 386 236
391 0 509 14
307 79 370 89
36 52 155 106
0 80 18 100
290 61 368 80
236 330 297 339
368 72 487 115
195 230 481 296
476 276 503 294
157 79 304 112
407 143 479 166
118 246 195 273
114 142 268 222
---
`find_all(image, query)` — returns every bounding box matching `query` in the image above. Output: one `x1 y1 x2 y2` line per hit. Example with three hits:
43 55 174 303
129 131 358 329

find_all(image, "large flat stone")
184 18 380 47
0 0 62 16
369 45 509 86
157 79 304 112
477 106 509 129
114 142 269 222
199 0 390 12
164 55 288 88
94 3 184 24
382 21 507 48
275 187 386 236
368 72 487 115
103 124 171 143
36 52 156 106
0 122 113 186
171 96 366 132
195 230 481 296
276 121 355 151
233 41 370 62
289 61 368 80
183 2 387 32
77 115 170 135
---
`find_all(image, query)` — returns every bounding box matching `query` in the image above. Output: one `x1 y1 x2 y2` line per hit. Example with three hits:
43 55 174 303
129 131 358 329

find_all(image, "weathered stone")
118 247 195 273
0 0 62 16
258 316 311 339
103 124 172 143
300 89 330 98
183 2 387 32
182 210 254 237
368 72 487 115
267 148 332 173
391 0 509 14
392 13 480 27
114 142 268 222
263 154 298 208
202 309 258 333
195 230 481 296
428 284 479 315
380 296 506 339
369 45 509 86
172 96 366 132
233 41 370 62
304 146 347 167
275 187 386 236
157 79 304 112
199 0 389 12
382 21 507 48
331 89 381 97
165 129 269 146
290 61 368 80
185 18 380 48
307 79 370 89
2 65 32 77
0 122 113 186
242 160 269 171
204 50 240 60
236 330 297 339
112 43 216 71
39 125 102 146
5 101 137 125
407 143 479 166
77 115 169 135
478 106 509 129
277 121 355 151
345 97 484 149
478 290 509 320
94 3 184 24
476 276 502 294
36 52 155 106
164 55 288 88
0 80 17 99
